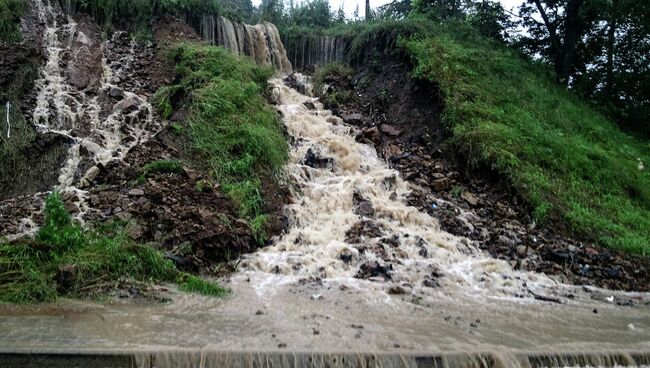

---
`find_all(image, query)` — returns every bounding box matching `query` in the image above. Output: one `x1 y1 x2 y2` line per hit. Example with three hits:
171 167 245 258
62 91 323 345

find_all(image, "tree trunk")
366 0 371 20
557 0 585 85
533 0 585 86
605 0 619 100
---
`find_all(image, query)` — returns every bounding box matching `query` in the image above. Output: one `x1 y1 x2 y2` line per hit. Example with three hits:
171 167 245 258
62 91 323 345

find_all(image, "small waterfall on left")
17 0 161 228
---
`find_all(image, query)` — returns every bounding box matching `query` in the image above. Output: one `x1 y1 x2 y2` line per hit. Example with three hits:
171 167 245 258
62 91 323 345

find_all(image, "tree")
259 0 285 26
467 0 515 42
335 3 347 23
376 0 412 19
353 4 360 20
517 0 590 85
412 0 467 20
285 0 333 28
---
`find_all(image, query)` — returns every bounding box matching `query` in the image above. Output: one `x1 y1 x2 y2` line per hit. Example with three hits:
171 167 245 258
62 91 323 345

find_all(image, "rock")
116 95 141 113
356 261 392 280
357 201 375 217
516 245 528 258
387 285 407 295
379 124 402 136
344 113 364 124
56 264 78 292
432 178 451 192
128 188 145 196
303 101 316 110
357 126 379 143
339 250 354 263
79 166 100 188
302 148 332 169
461 191 479 206
109 87 124 99
115 211 133 221
498 235 516 247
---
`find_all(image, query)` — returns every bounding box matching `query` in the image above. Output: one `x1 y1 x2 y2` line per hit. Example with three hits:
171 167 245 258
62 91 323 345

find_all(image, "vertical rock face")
189 14 292 73
286 35 348 71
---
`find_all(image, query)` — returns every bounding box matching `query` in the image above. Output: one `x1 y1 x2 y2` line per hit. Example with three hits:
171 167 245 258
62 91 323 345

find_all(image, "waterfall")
285 35 349 70
5 101 10 139
194 15 292 73
29 0 161 220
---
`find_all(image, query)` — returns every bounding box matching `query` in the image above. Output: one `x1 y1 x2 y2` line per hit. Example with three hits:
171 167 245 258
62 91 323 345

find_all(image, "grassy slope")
154 44 287 238
400 22 650 254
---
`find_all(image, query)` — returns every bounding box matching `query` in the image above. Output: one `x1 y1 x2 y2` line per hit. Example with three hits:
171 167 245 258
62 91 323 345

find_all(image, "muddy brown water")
2 79 650 367
2 2 650 366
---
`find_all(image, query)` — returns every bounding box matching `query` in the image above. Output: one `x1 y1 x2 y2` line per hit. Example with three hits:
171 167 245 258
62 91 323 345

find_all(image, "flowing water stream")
1 78 649 367
1 1 649 366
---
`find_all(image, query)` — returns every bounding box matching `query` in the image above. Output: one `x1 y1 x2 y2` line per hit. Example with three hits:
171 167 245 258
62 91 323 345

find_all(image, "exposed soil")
0 15 287 278
307 53 650 293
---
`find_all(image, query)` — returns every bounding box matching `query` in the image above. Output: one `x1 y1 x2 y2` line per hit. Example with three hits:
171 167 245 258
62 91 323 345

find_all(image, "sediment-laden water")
1 77 649 368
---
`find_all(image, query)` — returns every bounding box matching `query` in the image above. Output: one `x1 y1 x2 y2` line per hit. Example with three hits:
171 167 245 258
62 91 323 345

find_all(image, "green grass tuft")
0 192 225 303
178 274 227 297
142 159 184 176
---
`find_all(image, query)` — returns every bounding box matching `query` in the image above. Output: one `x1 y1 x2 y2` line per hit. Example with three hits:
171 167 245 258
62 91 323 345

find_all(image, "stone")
379 124 402 136
303 101 316 110
56 264 78 292
116 95 141 113
116 211 133 221
79 166 100 188
432 178 451 192
302 148 332 169
128 188 145 196
358 126 379 143
461 191 479 206
109 87 124 99
358 201 375 217
516 245 528 258
344 113 364 124
387 285 407 295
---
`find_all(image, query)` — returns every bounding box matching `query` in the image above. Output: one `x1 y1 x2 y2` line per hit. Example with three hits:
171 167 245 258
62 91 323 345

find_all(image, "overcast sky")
252 0 525 19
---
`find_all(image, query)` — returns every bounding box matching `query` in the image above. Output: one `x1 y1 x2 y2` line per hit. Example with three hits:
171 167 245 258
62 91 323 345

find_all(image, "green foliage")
313 62 354 97
61 0 254 35
178 274 227 296
285 0 332 28
323 90 355 109
154 44 287 237
0 0 24 43
403 22 650 254
0 192 225 303
142 159 183 176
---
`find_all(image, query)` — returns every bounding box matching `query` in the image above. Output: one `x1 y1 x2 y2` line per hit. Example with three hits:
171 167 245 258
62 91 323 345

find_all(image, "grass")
313 62 353 95
59 0 247 36
399 20 650 254
0 192 227 303
153 43 287 239
142 159 183 176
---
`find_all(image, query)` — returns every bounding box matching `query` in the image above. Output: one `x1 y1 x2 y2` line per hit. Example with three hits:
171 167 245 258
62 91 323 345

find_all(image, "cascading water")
287 35 348 70
1 2 649 366
237 77 556 300
1 75 649 368
190 14 292 73
28 0 160 220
